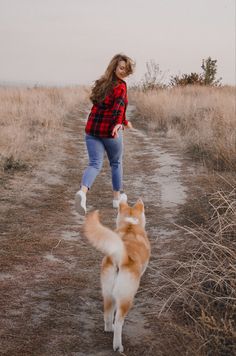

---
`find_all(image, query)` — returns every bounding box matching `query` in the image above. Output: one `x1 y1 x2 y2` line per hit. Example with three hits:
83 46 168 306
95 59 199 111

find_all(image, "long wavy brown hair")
90 53 135 104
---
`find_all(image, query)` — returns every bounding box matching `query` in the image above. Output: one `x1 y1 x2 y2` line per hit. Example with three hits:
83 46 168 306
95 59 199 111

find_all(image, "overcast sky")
0 0 235 86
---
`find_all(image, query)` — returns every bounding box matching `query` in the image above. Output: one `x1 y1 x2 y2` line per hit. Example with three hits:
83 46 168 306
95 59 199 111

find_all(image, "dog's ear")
85 210 100 224
119 200 128 213
134 198 144 212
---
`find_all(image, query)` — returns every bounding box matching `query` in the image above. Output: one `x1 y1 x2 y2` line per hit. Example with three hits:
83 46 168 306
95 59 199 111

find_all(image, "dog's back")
83 199 150 352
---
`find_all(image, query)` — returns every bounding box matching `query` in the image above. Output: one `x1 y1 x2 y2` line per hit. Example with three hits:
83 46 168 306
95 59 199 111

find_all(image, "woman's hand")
111 124 122 138
126 121 133 129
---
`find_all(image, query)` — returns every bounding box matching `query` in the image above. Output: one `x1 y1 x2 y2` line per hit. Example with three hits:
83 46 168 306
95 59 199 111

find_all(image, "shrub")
170 57 222 87
140 59 167 91
170 72 204 86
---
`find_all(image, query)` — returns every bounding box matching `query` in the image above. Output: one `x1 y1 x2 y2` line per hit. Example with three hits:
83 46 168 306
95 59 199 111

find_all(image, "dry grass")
130 86 236 170
130 85 236 354
0 86 90 172
153 177 236 355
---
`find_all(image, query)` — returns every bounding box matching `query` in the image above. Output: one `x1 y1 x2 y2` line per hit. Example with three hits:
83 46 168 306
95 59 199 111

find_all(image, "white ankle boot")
75 190 87 214
113 193 127 208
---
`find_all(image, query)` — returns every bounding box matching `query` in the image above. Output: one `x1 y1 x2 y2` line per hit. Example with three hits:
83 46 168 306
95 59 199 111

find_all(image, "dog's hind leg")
103 295 116 332
113 299 132 352
112 272 139 352
101 257 117 332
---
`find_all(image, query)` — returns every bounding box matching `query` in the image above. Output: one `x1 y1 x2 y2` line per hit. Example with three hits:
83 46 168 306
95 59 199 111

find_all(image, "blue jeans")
81 133 123 191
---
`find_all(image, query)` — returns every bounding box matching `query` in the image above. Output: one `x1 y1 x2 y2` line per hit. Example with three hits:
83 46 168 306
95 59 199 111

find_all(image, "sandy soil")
0 105 204 355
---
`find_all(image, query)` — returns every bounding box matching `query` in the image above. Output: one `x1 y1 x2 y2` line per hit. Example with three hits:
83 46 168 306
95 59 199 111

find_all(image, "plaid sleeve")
112 83 127 125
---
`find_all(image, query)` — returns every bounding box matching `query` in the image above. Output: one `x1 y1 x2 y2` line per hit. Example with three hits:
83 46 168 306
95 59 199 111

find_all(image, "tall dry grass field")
0 86 90 172
155 183 236 355
131 85 236 355
130 86 236 170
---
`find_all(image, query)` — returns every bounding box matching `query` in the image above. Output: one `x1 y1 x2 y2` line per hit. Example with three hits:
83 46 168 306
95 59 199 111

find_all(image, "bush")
140 59 167 91
170 57 222 87
170 72 204 86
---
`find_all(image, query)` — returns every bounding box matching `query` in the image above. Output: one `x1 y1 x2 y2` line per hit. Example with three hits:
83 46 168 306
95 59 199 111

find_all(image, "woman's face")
115 60 128 80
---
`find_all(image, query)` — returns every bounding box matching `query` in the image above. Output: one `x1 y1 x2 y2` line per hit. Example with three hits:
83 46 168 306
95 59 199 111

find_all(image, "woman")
75 53 135 214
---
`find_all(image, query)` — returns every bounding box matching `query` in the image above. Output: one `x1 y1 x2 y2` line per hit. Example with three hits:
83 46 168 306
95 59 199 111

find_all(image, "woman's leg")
81 134 105 189
102 133 123 199
75 135 105 215
75 134 105 214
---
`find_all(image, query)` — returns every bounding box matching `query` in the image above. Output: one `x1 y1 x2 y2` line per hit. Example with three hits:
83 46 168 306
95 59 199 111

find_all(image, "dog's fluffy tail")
83 210 126 263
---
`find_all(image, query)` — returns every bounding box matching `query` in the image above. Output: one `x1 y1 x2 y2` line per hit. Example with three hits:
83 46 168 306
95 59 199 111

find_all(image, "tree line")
139 57 222 90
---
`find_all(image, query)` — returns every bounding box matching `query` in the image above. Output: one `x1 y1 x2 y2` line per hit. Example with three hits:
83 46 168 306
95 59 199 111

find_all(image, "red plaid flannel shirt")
85 79 129 138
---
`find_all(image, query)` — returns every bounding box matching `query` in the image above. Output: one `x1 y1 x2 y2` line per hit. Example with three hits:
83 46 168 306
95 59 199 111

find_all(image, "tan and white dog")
83 199 150 352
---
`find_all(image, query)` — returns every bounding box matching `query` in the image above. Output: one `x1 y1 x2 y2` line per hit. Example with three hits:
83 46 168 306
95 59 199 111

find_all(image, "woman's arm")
111 83 133 137
112 83 127 126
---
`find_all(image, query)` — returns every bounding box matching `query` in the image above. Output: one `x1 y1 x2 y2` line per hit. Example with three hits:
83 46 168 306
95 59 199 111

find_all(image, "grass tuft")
2 155 28 172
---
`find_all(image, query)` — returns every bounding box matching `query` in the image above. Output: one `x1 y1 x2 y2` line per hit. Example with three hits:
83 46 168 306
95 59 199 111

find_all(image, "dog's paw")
113 342 124 353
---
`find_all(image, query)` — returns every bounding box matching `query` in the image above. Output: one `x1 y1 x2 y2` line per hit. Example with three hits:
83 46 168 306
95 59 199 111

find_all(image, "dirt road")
0 106 200 355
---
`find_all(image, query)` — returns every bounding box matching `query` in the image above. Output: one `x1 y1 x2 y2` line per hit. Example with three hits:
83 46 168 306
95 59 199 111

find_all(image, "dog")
83 199 150 352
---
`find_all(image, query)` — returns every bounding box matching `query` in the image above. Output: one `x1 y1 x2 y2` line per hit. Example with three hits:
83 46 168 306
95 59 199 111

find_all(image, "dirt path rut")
0 105 199 355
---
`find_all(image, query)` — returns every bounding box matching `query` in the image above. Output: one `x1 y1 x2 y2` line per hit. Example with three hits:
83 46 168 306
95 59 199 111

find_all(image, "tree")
201 57 222 86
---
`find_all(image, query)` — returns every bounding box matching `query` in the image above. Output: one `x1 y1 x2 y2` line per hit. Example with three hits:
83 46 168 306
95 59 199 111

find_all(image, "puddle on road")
127 105 189 210
157 151 187 208
125 115 191 273
129 129 187 209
